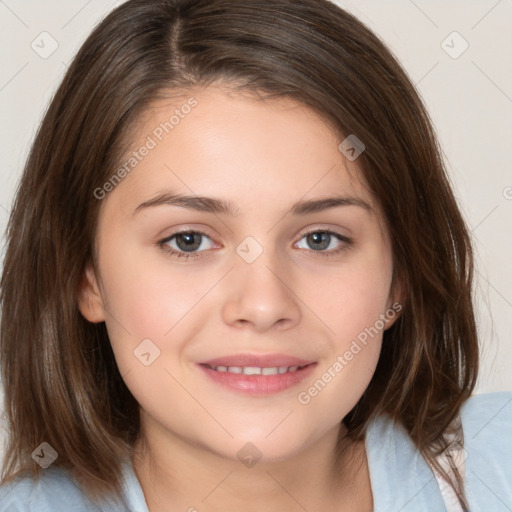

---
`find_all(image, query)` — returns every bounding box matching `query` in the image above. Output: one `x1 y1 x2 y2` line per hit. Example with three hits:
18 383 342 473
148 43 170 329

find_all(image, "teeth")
208 364 305 375
244 366 261 375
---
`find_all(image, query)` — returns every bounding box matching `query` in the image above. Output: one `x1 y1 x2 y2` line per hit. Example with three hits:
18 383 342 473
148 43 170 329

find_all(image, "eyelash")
157 228 352 261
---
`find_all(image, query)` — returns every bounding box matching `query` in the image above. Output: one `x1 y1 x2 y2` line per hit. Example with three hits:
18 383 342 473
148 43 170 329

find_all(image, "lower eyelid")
161 231 346 244
161 231 216 252
159 229 351 257
296 230 350 246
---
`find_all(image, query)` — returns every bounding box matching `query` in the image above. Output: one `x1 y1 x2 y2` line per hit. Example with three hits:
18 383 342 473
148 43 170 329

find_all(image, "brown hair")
0 0 478 508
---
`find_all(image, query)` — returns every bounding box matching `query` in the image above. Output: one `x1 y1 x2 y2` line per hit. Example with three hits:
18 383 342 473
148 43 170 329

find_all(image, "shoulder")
366 390 512 451
460 391 512 463
365 408 447 511
459 390 512 431
365 391 512 511
459 391 512 510
0 465 129 512
0 466 94 512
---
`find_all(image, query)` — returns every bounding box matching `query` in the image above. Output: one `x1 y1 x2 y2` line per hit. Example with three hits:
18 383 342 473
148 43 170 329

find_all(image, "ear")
77 263 106 323
384 274 405 330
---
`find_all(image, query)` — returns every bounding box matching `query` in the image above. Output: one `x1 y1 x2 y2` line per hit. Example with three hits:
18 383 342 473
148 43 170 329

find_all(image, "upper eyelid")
160 229 216 245
159 227 350 247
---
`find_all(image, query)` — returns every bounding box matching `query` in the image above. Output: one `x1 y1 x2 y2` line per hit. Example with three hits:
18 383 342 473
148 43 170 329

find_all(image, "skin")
79 84 400 512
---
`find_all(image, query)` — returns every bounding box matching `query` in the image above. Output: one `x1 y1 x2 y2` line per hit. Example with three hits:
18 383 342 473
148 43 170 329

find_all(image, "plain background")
0 0 511 454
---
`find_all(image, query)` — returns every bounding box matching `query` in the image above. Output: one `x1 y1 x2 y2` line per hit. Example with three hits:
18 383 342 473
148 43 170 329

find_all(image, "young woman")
0 1 510 511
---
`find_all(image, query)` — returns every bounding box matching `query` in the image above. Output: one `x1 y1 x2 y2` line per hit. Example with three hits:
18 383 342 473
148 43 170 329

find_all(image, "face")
79 85 399 463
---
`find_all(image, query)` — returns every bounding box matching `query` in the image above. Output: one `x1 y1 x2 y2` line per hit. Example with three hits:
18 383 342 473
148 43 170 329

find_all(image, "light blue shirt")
1 391 511 511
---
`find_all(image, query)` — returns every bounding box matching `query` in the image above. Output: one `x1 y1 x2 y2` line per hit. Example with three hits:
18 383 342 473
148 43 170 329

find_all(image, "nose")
221 248 301 333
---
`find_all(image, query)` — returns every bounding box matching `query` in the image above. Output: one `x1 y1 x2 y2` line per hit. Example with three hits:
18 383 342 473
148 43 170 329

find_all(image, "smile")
198 355 317 394
203 364 309 375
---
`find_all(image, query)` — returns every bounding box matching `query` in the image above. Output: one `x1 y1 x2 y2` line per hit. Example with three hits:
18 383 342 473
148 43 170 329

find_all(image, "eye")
158 230 215 259
295 229 352 257
158 228 352 261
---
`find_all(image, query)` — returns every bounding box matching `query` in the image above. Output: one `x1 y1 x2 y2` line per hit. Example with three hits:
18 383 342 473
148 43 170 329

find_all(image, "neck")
131 415 373 512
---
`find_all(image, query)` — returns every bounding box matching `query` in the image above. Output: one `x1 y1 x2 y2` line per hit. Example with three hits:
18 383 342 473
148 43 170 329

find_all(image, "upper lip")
200 353 316 368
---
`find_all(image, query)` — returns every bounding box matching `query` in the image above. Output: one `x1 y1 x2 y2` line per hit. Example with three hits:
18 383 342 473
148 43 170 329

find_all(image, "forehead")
106 85 374 213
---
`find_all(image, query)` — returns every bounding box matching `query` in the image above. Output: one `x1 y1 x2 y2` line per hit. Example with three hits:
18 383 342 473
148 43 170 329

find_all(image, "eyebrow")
133 192 372 217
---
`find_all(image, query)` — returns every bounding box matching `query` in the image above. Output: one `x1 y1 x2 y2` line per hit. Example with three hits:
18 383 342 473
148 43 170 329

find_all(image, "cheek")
302 245 393 394
294 266 391 425
98 242 218 370
308 250 393 342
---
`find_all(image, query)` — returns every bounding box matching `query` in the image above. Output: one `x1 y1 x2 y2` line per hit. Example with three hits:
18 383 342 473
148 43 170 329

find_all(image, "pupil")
174 232 330 253
177 233 201 252
308 232 329 251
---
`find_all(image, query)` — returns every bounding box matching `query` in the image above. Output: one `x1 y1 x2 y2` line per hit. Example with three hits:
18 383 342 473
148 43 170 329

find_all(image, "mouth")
197 354 317 395
202 363 311 375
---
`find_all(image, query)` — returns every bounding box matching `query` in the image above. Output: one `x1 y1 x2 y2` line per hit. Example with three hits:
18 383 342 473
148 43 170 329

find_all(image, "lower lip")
197 363 317 395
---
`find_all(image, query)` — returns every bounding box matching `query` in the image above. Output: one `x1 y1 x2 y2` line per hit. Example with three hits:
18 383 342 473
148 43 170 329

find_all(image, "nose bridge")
221 234 301 332
235 232 288 285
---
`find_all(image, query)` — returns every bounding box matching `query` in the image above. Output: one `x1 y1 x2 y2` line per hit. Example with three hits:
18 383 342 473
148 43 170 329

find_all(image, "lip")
201 353 314 368
197 353 317 395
